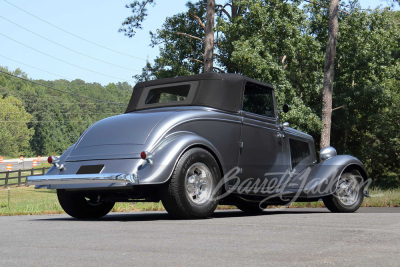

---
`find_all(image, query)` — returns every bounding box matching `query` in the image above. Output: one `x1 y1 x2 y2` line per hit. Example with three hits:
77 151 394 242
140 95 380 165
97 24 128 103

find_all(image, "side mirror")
282 104 290 113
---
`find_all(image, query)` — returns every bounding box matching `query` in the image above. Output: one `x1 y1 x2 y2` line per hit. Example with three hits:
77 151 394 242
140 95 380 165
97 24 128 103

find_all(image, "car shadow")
32 208 329 222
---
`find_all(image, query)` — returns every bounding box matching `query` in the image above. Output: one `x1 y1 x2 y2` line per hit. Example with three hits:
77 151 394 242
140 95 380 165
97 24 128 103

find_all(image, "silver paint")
27 92 366 200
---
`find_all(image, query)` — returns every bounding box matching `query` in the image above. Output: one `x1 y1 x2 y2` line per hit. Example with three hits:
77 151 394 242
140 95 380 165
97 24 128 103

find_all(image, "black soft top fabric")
125 73 274 113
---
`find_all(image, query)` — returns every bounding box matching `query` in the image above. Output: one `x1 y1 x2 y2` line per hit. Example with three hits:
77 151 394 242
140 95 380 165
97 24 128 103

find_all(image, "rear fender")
136 132 223 184
46 144 76 175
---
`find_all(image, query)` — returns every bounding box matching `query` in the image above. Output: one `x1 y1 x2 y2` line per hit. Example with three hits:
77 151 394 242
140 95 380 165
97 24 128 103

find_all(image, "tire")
160 148 221 219
235 198 268 214
57 190 115 219
323 171 364 213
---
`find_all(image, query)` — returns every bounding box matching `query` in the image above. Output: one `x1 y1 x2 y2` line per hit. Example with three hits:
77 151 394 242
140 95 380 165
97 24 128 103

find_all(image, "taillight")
48 156 64 170
140 151 153 164
48 156 60 164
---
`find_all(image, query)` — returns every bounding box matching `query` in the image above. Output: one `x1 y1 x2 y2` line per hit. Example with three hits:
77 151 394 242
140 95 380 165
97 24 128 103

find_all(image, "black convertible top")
125 73 274 113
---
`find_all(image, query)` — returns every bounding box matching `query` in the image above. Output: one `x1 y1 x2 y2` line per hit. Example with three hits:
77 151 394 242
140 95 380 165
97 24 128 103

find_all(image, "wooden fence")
0 167 50 188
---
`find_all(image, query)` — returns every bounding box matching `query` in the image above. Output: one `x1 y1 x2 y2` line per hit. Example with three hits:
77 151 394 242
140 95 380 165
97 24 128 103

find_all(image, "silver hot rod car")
28 73 368 219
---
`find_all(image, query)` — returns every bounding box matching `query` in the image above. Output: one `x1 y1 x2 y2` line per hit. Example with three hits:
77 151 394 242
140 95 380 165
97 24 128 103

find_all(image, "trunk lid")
66 112 169 161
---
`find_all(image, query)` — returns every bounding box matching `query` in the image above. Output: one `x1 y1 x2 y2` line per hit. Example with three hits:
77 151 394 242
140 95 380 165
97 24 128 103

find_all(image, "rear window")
145 84 191 104
136 81 198 109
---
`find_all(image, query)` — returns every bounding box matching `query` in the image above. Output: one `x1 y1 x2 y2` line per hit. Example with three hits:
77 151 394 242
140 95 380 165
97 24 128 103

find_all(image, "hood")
66 112 169 161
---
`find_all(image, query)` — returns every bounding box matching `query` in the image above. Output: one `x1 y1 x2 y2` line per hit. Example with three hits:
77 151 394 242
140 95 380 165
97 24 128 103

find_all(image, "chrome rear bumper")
27 173 138 189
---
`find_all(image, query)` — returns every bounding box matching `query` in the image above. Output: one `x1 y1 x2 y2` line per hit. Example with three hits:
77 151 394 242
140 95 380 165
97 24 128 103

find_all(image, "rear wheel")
323 171 364 213
160 148 221 219
57 190 115 219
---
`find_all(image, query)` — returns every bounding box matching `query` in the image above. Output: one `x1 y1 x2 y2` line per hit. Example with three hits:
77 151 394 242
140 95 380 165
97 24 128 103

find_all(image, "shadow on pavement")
32 208 330 222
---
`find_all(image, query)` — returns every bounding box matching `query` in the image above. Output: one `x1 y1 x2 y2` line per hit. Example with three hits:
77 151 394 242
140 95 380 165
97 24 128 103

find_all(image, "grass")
0 187 399 216
0 187 171 216
290 188 400 208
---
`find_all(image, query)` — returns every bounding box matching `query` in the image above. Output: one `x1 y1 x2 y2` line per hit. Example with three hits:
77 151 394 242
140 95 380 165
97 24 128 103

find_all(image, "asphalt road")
0 208 399 266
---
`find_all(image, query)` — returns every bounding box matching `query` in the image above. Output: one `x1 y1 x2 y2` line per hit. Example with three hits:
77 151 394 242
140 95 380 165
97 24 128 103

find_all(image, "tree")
320 0 339 149
125 0 400 187
0 95 34 157
0 67 130 157
120 0 217 73
204 0 215 72
307 2 400 186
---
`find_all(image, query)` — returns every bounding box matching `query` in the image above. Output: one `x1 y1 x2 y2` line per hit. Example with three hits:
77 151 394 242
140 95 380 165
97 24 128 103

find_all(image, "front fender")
289 155 368 198
136 132 223 184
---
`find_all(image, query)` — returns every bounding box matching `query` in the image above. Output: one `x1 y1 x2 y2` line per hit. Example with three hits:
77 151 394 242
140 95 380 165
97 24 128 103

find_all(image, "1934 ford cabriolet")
27 73 368 219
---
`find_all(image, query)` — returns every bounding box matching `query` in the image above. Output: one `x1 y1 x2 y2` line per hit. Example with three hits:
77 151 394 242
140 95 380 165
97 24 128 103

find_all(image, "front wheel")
323 171 364 213
160 148 222 219
57 190 115 219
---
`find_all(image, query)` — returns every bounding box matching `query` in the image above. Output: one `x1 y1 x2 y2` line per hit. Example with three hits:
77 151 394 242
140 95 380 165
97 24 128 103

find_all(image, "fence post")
27 168 34 187
4 172 9 188
17 169 22 187
42 167 45 175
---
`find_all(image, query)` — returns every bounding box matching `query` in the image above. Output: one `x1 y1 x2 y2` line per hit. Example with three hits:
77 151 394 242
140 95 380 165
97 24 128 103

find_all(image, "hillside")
0 67 132 157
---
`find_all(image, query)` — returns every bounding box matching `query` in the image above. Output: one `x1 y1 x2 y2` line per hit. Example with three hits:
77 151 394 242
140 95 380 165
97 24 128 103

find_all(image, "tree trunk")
232 1 238 19
204 0 215 73
320 0 339 149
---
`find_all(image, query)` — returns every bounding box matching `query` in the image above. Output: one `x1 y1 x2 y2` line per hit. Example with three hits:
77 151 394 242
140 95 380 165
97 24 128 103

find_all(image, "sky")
0 0 397 87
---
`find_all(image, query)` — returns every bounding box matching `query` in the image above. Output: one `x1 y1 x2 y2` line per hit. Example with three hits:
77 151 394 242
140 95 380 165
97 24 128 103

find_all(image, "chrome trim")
335 172 361 206
284 128 314 140
281 122 290 129
27 173 137 187
185 162 213 205
50 156 60 164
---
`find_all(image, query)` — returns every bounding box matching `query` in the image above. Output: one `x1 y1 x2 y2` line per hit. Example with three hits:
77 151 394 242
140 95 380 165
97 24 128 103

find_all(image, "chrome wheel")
335 174 360 206
323 170 364 213
185 163 213 205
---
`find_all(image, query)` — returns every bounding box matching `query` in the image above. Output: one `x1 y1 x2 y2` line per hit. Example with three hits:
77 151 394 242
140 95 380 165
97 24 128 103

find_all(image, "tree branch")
281 55 287 64
176 32 204 42
188 58 203 64
332 105 346 111
216 5 231 19
216 3 232 9
189 12 206 30
213 66 225 73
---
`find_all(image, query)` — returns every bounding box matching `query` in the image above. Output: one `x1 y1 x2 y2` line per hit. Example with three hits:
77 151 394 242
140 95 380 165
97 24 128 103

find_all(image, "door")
236 83 290 195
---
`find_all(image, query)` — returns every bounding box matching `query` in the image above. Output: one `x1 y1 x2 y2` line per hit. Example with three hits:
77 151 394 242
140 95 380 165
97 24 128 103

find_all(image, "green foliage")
129 0 400 187
119 0 156 37
319 5 400 187
0 67 131 158
222 0 323 135
0 94 34 157
134 1 208 81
